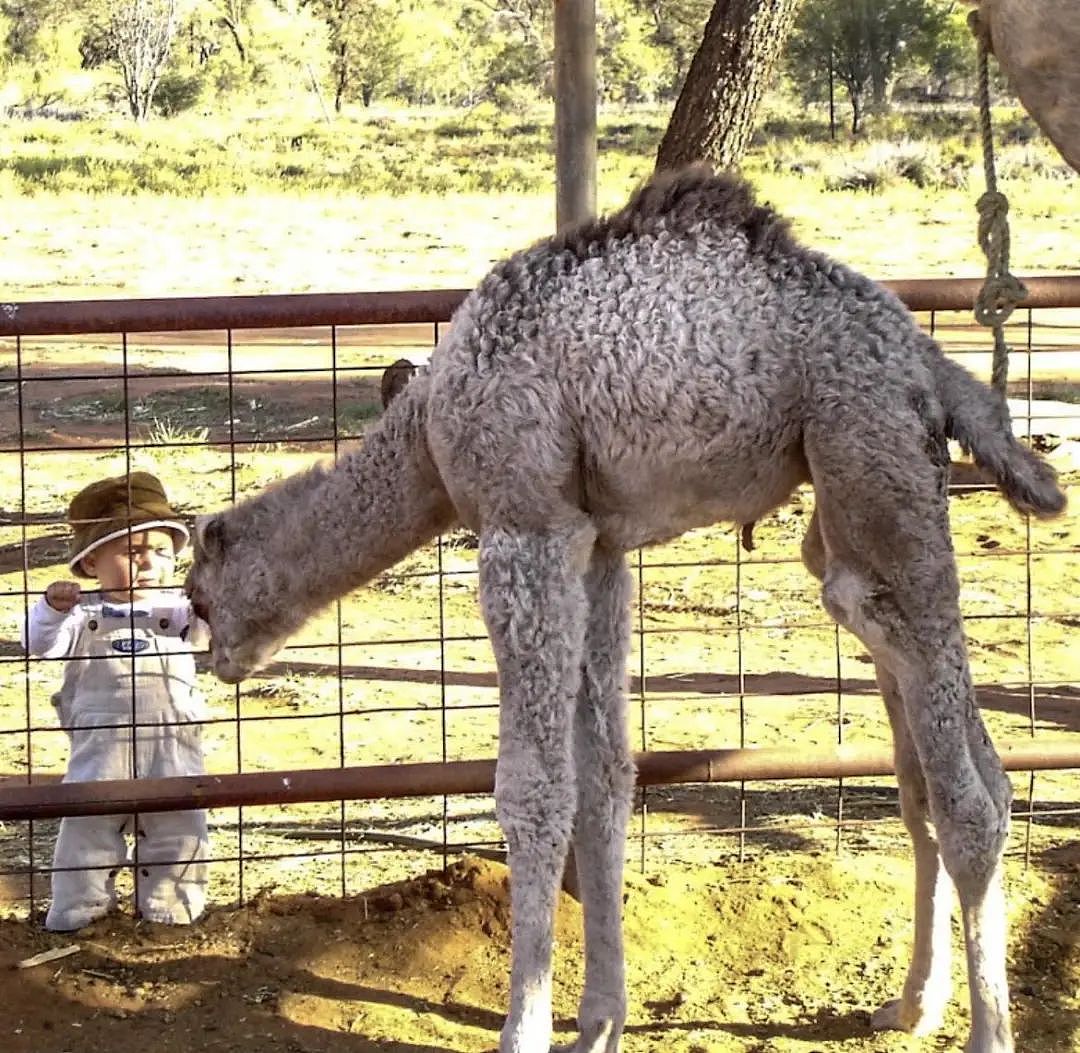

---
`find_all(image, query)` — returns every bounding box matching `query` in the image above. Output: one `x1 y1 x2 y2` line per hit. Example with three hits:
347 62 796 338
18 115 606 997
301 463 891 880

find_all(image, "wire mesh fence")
1 279 1077 922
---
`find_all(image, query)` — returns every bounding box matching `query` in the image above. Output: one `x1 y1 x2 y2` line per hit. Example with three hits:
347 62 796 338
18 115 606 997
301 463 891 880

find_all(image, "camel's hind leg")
563 545 636 1053
805 512 955 1033
479 515 597 1053
870 666 956 1034
805 425 1014 1053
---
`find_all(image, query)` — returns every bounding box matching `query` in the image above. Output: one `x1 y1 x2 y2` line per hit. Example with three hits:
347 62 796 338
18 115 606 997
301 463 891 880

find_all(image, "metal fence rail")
1 276 1077 913
3 739 1079 821
3 275 1080 336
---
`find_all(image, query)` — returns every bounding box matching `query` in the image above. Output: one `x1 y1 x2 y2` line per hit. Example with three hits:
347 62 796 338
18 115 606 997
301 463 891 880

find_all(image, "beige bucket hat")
67 471 189 577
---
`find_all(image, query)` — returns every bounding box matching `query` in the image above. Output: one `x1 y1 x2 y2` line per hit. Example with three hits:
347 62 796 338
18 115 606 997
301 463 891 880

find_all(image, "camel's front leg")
479 521 594 1053
562 546 636 1053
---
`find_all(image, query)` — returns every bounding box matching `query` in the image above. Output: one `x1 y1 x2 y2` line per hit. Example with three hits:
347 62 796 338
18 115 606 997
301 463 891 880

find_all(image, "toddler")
24 471 210 930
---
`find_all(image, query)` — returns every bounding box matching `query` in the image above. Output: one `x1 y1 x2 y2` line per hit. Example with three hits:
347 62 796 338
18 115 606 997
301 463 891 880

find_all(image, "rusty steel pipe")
0 739 1076 822
885 274 1080 313
0 289 471 337
3 276 1080 338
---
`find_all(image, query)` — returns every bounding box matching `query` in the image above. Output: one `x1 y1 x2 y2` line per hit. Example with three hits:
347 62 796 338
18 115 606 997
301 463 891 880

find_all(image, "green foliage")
626 0 712 99
0 107 555 193
6 96 1061 204
596 0 666 104
171 0 329 111
152 69 203 115
1 5 90 110
785 0 956 134
0 0 71 62
0 0 991 124
909 6 976 99
303 0 398 110
392 9 475 105
822 138 967 192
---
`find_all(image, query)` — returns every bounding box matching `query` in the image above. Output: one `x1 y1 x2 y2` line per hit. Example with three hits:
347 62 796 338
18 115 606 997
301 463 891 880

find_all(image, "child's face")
81 528 177 602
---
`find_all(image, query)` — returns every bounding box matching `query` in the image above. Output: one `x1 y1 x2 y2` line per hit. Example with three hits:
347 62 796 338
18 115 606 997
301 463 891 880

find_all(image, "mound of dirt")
1 852 1077 1052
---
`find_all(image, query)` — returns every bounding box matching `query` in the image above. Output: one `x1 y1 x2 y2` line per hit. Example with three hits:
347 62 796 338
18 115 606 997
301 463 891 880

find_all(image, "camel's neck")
275 376 455 609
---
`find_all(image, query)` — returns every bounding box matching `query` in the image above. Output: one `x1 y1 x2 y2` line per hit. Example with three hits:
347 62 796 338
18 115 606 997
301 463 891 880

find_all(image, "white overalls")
27 595 210 930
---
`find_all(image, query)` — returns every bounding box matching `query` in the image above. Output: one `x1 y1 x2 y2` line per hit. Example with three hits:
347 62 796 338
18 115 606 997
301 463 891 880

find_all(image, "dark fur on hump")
552 163 798 262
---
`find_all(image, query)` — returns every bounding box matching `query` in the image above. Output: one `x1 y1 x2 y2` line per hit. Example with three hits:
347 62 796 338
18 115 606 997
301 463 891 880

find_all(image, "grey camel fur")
185 168 1066 1053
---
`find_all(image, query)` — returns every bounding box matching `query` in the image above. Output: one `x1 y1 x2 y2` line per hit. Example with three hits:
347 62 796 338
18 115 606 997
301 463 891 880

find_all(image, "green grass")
32 384 384 444
0 105 610 196
1033 382 1080 405
0 98 1076 303
3 99 1063 200
38 385 230 424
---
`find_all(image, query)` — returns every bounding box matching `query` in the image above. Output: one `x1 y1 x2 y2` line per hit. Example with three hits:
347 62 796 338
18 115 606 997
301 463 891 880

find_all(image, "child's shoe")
140 883 205 925
45 898 113 932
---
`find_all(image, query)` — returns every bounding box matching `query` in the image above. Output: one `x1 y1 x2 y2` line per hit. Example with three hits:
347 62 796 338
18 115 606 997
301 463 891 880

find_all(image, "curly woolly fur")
187 167 1064 1053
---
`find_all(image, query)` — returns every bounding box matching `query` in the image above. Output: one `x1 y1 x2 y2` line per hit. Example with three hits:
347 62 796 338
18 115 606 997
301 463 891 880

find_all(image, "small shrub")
824 141 949 193
824 160 894 193
489 83 540 117
141 418 210 446
153 73 204 118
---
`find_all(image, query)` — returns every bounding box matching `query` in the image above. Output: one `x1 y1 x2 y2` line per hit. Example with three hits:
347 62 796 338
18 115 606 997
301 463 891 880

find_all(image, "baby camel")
186 168 1065 1053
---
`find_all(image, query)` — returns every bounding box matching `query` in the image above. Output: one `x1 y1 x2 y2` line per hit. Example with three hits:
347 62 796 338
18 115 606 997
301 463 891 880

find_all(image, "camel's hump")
552 166 798 264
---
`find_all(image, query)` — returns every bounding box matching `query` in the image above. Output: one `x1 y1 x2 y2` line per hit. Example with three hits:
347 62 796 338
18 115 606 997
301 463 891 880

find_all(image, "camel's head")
185 513 294 684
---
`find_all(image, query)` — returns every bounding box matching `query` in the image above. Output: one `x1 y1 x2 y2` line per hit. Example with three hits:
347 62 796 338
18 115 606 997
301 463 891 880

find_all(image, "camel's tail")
931 347 1066 518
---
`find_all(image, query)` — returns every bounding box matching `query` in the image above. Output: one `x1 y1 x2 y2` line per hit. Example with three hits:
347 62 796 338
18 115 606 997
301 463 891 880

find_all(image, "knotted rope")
969 8 1026 394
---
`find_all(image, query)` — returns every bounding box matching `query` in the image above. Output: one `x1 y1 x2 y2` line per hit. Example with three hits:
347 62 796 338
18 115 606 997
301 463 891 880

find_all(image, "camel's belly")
584 441 810 551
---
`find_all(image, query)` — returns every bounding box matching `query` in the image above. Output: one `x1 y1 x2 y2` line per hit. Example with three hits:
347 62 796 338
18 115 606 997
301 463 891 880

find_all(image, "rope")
969 8 1026 394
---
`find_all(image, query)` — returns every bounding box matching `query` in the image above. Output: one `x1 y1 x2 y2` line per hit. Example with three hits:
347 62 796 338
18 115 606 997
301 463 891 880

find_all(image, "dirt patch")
1 337 1078 1053
2 853 1078 1053
0 360 386 452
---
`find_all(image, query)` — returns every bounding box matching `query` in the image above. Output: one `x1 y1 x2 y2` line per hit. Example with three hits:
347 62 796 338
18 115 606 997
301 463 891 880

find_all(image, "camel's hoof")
552 1019 619 1053
962 1022 1015 1053
871 997 945 1036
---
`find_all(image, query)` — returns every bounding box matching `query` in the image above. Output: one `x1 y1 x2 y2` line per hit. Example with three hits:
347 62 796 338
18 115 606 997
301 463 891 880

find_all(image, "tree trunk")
869 44 890 113
850 86 863 135
655 0 801 172
220 17 246 64
334 44 347 113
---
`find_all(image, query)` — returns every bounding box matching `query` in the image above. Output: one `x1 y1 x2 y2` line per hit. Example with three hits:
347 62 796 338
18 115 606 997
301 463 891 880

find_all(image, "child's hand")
45 581 81 612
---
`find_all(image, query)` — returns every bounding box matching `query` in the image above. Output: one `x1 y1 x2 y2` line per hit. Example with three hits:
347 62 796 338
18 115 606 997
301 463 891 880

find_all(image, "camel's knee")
495 764 577 852
820 562 897 656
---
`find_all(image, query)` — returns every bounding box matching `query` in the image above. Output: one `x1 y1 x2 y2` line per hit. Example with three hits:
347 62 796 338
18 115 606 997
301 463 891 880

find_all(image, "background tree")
453 0 551 107
215 0 247 61
596 3 662 105
1 0 89 108
785 0 952 134
81 0 181 120
304 0 401 110
656 0 800 170
920 4 975 99
633 0 713 99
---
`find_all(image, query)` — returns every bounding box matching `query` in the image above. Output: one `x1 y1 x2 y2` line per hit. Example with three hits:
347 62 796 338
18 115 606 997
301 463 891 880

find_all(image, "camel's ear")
194 514 227 559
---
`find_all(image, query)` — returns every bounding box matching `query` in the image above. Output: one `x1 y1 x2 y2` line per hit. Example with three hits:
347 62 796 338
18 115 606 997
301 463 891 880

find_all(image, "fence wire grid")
0 281 1077 921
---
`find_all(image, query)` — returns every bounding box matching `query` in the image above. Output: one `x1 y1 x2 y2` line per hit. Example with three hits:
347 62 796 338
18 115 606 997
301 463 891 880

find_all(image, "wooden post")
554 0 597 230
553 2 596 894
